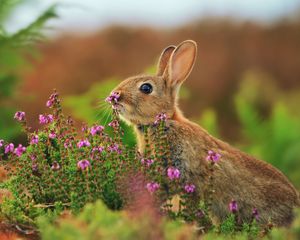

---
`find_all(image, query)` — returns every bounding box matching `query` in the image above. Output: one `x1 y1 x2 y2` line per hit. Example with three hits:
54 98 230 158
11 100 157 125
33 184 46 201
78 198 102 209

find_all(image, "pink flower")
108 120 119 129
167 167 181 180
206 150 221 163
49 130 56 139
146 182 160 193
91 147 104 159
30 135 39 144
184 184 196 193
0 139 4 148
14 111 25 122
196 210 205 218
229 200 238 213
252 208 259 221
90 147 104 158
141 158 154 167
46 92 58 108
30 154 37 161
46 100 53 108
154 113 167 125
107 143 121 154
51 161 60 171
64 139 72 148
92 147 104 153
90 125 104 135
77 159 90 170
81 125 88 132
39 114 54 124
105 91 120 109
77 139 91 148
32 163 38 172
14 144 26 157
4 143 14 154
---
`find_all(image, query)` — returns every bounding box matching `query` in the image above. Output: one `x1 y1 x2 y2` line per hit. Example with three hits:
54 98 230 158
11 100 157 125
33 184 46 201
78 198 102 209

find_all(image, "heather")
0 91 210 225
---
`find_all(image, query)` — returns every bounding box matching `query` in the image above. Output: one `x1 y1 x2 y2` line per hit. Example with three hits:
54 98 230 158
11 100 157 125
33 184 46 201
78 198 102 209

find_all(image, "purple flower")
77 159 90 170
91 147 104 159
206 150 221 163
108 120 119 129
30 154 37 161
141 158 154 167
196 210 205 218
51 161 60 171
46 92 58 108
67 117 73 125
0 139 4 148
90 125 104 135
81 125 88 132
46 100 54 108
14 144 26 157
32 163 38 172
229 200 238 213
14 111 25 122
146 182 160 193
64 139 72 148
252 208 259 221
39 114 54 124
92 146 104 153
167 167 181 180
49 130 56 139
184 184 196 193
107 143 121 154
77 139 91 148
4 143 14 154
105 91 120 109
154 113 167 125
30 135 39 144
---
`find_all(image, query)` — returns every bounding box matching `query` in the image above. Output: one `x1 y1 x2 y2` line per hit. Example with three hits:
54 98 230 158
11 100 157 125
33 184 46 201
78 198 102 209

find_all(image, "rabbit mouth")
113 103 126 116
114 103 137 124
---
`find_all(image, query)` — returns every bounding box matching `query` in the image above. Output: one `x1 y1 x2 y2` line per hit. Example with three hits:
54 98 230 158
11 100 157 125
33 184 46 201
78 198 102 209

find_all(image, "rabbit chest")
135 120 211 182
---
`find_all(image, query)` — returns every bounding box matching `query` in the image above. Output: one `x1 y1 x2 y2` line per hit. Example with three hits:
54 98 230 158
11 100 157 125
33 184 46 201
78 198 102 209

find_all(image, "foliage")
0 0 57 141
38 200 194 240
234 73 300 187
197 72 300 188
0 91 208 229
0 92 128 224
38 202 300 240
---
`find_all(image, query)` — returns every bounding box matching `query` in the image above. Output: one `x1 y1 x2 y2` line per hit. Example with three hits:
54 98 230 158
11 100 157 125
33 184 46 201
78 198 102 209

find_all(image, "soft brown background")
18 20 300 140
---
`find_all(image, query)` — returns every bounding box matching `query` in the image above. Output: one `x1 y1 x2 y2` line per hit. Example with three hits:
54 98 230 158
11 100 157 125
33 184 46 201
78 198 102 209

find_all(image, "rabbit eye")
139 83 153 94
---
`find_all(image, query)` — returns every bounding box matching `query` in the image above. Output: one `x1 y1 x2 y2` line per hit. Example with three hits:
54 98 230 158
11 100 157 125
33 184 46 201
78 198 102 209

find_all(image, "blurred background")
1 0 300 186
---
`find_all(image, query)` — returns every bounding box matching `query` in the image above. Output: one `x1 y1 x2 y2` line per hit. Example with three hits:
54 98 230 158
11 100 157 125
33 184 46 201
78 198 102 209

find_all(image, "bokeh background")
1 0 300 186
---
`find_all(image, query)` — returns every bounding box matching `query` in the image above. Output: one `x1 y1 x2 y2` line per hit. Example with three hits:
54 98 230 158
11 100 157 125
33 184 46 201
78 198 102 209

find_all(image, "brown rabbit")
110 40 300 226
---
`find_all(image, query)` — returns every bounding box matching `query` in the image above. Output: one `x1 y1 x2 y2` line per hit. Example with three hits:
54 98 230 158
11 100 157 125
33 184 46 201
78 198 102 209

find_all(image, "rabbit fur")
110 40 300 226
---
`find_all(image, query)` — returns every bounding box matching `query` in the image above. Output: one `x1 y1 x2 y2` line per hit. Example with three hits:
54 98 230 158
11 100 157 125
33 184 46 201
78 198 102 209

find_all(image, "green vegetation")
38 200 194 240
0 0 57 141
199 70 300 188
37 201 300 240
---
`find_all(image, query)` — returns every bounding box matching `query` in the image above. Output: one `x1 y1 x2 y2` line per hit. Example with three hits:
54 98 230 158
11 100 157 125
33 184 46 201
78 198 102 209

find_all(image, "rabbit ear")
156 45 176 76
165 40 197 88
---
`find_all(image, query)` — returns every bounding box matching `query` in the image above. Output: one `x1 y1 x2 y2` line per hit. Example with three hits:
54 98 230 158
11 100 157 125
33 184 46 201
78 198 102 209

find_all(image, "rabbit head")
111 40 197 125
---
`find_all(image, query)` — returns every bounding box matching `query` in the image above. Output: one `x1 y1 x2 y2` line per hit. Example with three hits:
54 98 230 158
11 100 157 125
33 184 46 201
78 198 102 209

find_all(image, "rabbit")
109 40 300 226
